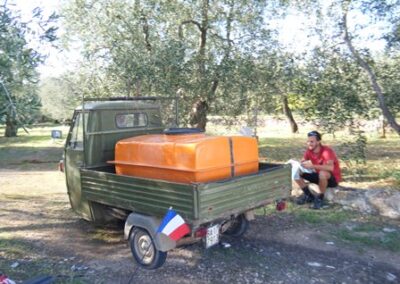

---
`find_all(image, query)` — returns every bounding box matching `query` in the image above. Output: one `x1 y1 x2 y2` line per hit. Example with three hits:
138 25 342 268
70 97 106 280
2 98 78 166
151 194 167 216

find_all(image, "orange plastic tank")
110 133 259 184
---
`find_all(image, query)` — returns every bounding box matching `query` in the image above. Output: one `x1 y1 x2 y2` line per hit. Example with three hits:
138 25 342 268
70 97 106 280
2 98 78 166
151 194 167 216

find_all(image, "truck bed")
80 163 291 225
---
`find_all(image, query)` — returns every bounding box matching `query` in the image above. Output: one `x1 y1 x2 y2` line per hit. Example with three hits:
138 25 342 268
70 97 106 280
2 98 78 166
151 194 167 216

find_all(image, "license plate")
205 224 220 248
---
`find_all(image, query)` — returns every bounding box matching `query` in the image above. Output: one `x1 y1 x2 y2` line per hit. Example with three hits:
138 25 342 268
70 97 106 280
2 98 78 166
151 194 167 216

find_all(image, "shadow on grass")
200 229 400 283
0 236 86 283
0 193 65 201
0 146 63 171
0 221 83 234
0 207 75 223
0 135 58 145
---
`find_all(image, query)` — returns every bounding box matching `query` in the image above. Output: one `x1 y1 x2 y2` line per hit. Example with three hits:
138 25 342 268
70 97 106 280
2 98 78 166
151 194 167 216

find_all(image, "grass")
0 236 89 283
0 258 88 284
90 227 124 244
0 237 37 259
258 203 360 225
335 226 400 252
0 125 68 170
257 202 400 252
293 207 356 225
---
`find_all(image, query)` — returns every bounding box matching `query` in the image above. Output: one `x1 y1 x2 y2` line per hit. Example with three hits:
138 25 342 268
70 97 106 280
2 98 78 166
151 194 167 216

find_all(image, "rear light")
194 227 207 238
276 199 286 211
59 160 64 172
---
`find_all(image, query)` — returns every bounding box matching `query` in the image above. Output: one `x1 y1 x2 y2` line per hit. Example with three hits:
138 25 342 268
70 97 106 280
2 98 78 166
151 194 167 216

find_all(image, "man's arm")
302 160 334 172
311 160 334 172
303 147 336 172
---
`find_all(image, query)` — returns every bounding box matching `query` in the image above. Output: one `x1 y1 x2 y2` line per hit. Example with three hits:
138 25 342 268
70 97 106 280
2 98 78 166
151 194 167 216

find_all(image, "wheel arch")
124 212 177 252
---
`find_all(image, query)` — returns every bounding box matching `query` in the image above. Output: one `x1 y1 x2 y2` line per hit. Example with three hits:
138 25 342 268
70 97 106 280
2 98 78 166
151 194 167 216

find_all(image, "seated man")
295 131 342 209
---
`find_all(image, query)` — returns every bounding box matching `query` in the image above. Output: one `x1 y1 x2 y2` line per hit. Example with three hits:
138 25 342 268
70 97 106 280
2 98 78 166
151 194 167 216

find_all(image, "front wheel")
129 227 167 269
223 214 249 237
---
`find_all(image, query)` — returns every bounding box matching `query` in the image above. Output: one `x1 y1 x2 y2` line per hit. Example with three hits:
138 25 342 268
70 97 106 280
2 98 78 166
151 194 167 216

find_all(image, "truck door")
64 111 92 220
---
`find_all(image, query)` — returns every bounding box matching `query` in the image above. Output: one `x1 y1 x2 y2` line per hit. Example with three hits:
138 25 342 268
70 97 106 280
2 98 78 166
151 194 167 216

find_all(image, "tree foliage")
294 49 372 133
54 0 400 136
374 53 400 116
39 76 80 121
61 0 283 129
0 2 57 136
341 0 400 135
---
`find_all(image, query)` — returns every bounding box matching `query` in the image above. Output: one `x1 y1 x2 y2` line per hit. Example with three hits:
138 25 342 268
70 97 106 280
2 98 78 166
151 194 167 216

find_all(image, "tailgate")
195 164 291 224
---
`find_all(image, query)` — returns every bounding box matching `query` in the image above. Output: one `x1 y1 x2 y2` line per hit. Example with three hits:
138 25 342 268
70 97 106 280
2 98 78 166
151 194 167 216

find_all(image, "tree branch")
141 13 152 52
179 20 203 39
342 0 400 135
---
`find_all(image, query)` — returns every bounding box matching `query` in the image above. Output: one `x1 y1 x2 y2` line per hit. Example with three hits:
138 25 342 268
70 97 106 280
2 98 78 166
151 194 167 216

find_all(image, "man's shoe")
296 194 314 205
311 196 324 209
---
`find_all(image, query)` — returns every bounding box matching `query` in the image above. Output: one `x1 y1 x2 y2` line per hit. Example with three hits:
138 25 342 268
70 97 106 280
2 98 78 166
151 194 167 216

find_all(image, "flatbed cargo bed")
81 162 291 226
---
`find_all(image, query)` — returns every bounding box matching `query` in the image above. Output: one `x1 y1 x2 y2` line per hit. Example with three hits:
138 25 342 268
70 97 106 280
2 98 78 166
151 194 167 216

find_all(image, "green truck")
61 97 292 269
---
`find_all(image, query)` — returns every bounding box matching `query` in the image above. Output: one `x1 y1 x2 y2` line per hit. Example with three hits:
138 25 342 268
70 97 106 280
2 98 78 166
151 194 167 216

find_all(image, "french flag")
157 208 190 241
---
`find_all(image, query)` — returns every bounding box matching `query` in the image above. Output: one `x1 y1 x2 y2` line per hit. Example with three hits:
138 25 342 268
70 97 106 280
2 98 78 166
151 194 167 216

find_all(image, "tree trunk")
5 113 18 137
135 78 142 96
282 96 298 133
178 0 210 130
199 0 208 79
189 99 208 131
197 0 209 104
342 1 400 136
381 117 387 139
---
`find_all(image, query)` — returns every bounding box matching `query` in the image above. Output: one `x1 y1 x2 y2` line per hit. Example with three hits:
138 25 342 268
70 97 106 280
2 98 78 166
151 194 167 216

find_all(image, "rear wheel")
223 214 249 237
129 227 167 269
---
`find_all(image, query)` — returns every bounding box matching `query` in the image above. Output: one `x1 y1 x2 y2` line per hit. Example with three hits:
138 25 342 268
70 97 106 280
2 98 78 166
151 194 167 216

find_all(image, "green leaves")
60 0 278 128
56 0 400 134
0 3 56 136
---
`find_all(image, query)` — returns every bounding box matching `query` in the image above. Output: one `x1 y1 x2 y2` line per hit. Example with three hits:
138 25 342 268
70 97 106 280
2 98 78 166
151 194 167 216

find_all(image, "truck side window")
115 113 147 128
69 112 85 149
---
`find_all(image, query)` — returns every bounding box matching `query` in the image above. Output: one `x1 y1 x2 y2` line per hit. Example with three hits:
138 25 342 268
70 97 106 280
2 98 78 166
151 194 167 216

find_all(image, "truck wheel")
129 227 167 269
224 214 249 237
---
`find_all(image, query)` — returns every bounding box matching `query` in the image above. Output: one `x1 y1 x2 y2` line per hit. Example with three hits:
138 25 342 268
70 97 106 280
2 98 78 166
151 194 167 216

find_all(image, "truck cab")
64 99 168 221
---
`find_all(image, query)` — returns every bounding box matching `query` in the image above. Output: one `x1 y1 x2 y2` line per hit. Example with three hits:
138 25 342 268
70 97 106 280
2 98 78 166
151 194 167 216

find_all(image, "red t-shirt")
303 145 342 183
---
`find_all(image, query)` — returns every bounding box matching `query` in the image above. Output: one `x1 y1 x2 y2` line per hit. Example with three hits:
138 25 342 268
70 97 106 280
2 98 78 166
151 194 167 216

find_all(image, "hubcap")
134 231 154 264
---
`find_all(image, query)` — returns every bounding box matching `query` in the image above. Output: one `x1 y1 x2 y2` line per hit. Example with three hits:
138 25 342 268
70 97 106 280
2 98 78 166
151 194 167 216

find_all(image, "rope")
127 232 155 284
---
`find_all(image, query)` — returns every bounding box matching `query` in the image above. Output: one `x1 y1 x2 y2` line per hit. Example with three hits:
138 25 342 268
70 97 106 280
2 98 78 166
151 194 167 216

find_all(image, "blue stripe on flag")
157 208 177 233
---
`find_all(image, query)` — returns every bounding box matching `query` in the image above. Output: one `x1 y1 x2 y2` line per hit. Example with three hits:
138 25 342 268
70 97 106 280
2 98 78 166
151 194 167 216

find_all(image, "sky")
9 0 78 78
9 0 388 79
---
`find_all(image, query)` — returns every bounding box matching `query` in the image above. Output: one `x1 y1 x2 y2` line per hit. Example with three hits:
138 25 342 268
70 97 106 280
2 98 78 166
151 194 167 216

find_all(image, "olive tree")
0 3 57 136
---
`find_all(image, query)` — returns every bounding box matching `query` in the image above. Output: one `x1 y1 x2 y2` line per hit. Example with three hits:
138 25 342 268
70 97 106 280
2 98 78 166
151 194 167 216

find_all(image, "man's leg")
311 171 331 209
294 177 307 189
295 176 315 205
318 170 331 194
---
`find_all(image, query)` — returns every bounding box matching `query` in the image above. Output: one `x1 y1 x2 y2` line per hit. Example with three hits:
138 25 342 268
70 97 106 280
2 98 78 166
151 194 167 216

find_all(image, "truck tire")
224 214 249 237
129 227 167 269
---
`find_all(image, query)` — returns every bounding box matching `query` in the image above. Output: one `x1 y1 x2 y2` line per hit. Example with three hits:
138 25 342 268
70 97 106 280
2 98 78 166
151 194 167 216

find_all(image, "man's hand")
302 160 334 172
301 160 314 169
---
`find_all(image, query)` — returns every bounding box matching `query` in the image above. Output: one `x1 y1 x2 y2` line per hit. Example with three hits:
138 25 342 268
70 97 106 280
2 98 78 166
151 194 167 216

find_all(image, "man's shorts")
301 172 338 187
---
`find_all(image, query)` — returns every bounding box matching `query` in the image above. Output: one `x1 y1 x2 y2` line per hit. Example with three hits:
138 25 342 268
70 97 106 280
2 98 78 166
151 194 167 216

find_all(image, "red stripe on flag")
169 223 190 241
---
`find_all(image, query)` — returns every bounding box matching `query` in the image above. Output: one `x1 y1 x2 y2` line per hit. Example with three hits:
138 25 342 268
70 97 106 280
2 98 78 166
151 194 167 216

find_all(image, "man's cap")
307 130 322 141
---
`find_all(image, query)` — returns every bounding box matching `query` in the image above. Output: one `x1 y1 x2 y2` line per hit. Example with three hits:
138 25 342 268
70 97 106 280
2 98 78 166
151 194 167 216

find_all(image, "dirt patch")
1 168 400 283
